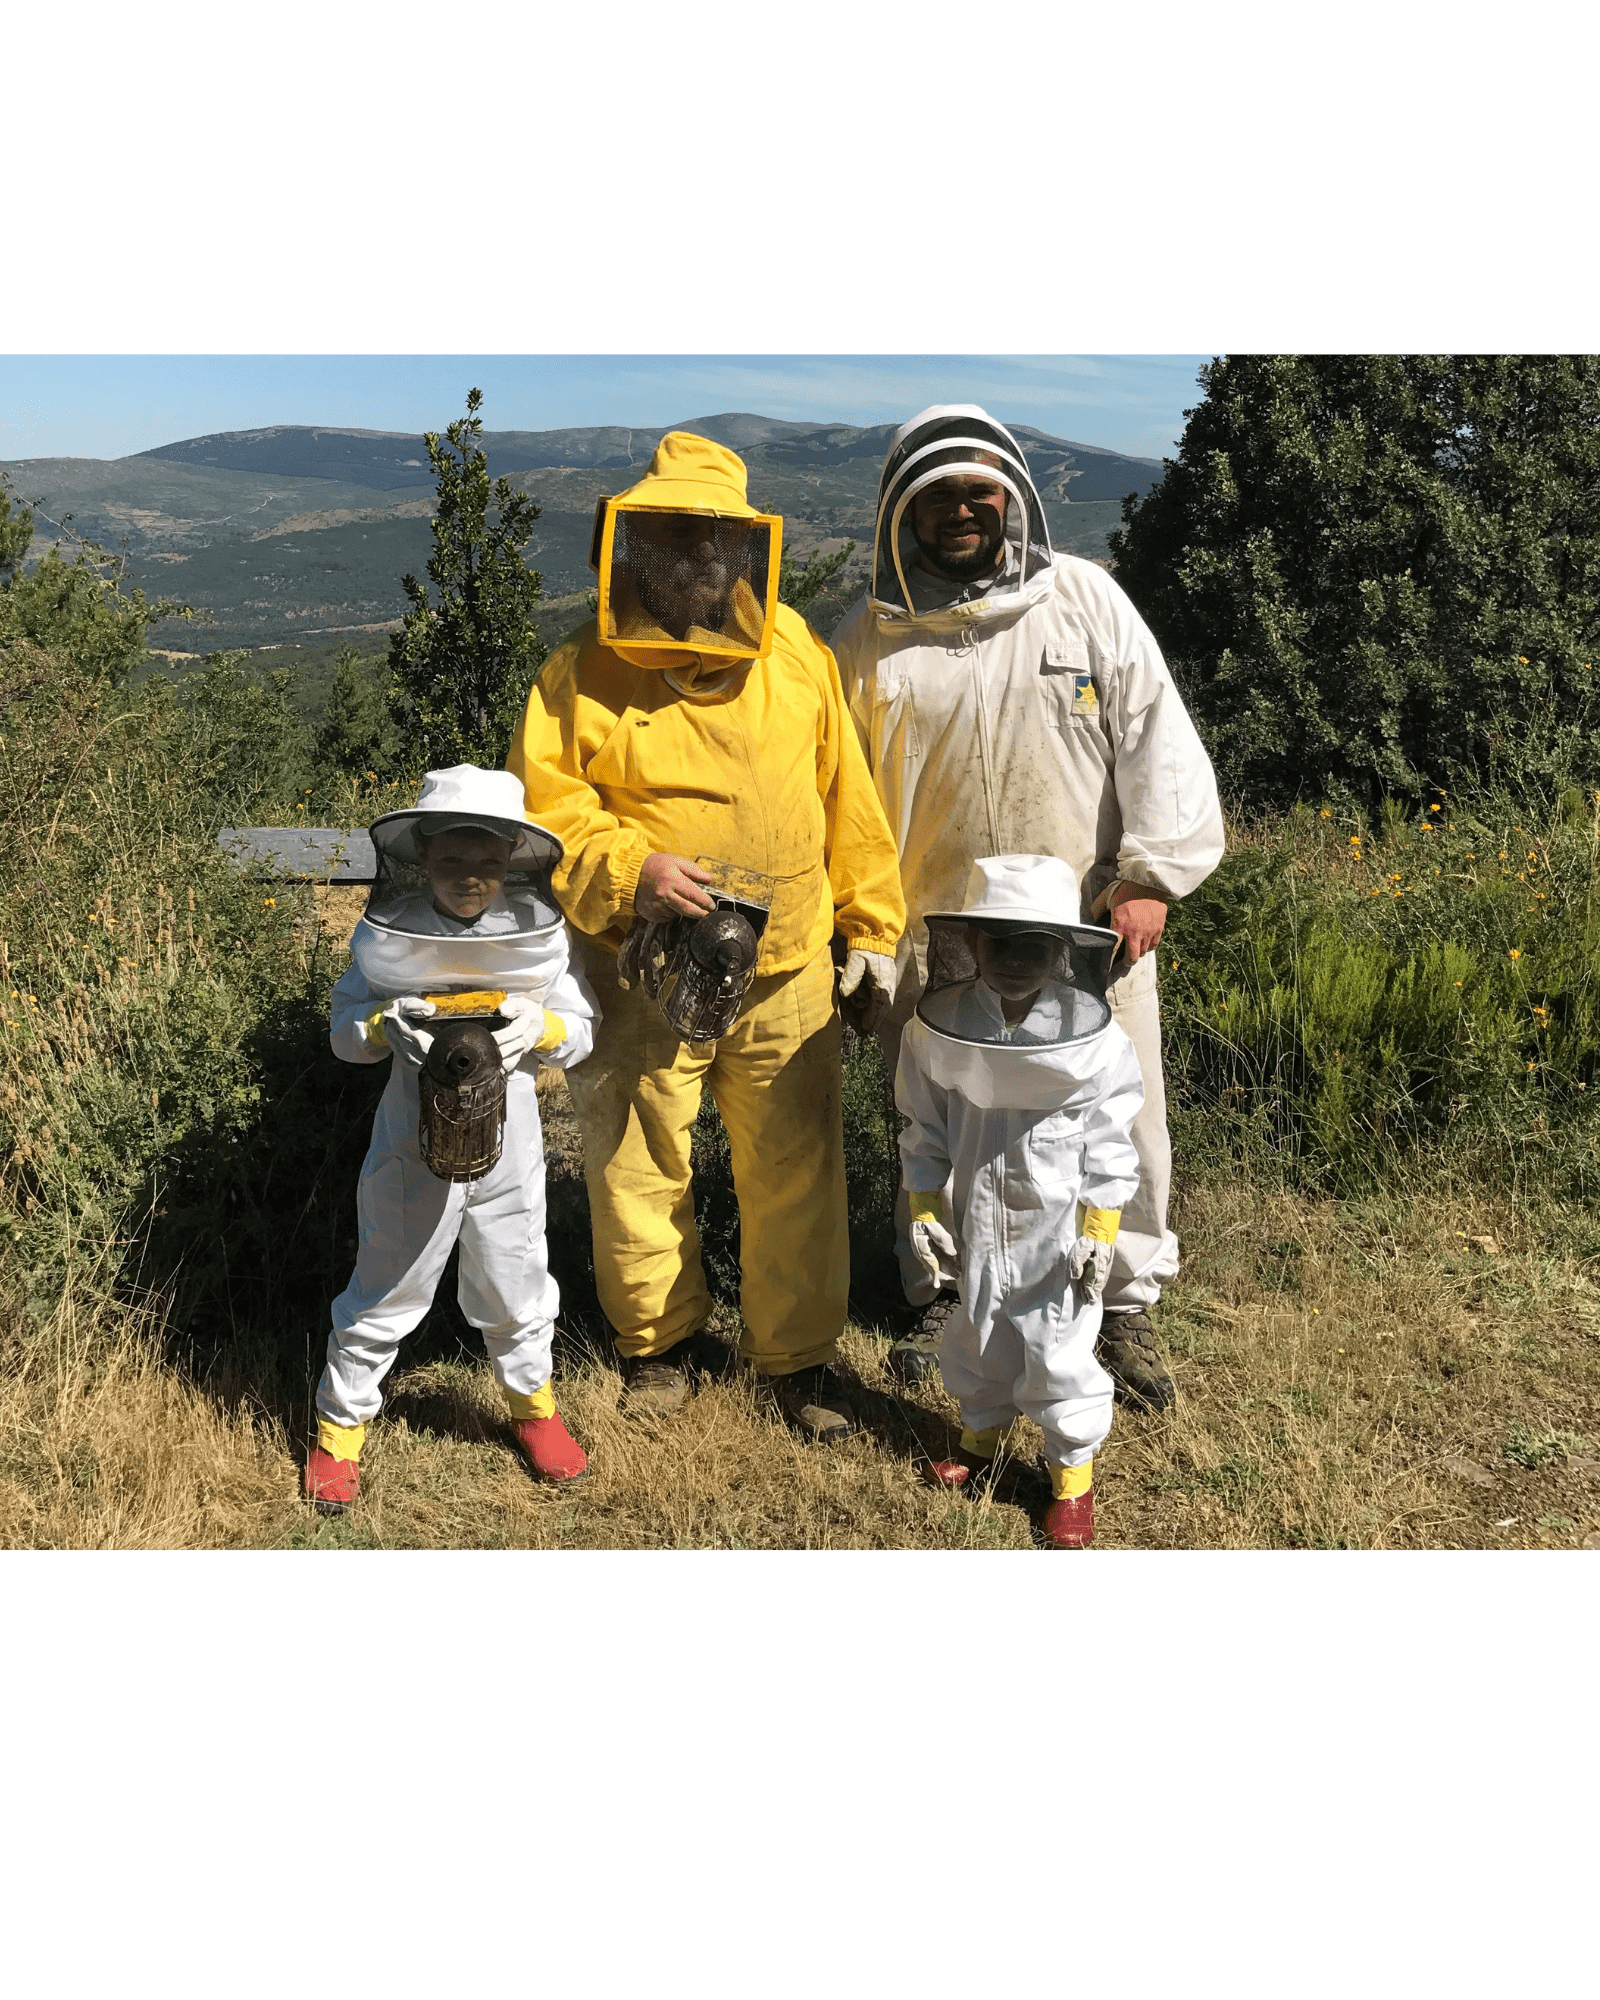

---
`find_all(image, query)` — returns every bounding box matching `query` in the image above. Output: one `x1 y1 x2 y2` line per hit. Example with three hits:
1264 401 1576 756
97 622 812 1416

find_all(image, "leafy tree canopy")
1110 356 1600 810
387 389 546 772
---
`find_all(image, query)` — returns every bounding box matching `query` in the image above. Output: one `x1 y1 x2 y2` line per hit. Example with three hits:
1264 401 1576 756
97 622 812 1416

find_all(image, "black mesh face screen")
365 843 561 936
917 918 1115 1046
601 508 774 653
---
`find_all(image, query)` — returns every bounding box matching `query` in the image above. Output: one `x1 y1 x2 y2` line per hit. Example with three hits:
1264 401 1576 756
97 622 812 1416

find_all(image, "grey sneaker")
1098 1309 1176 1411
890 1292 959 1385
765 1364 860 1443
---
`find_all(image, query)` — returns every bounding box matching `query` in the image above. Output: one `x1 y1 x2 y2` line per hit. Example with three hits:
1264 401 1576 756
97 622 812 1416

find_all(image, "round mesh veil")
352 811 570 1001
916 919 1116 1048
598 505 776 657
362 815 562 940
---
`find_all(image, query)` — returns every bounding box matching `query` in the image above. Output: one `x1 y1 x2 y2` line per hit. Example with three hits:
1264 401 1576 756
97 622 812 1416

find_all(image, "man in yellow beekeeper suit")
508 432 906 1441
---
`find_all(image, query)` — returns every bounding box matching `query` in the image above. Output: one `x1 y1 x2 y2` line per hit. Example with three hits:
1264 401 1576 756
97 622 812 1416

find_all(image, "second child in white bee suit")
303 766 600 1515
833 405 1225 1409
896 854 1143 1549
508 433 906 1445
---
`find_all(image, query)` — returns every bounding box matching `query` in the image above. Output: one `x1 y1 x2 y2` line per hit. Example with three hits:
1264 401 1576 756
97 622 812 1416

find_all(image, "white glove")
908 1192 959 1291
491 993 547 1074
838 948 898 1033
1067 1236 1115 1304
367 996 436 1070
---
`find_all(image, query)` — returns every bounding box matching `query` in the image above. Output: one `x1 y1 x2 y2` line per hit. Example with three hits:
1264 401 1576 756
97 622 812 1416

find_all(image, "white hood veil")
350 764 571 998
869 404 1056 623
911 854 1123 1111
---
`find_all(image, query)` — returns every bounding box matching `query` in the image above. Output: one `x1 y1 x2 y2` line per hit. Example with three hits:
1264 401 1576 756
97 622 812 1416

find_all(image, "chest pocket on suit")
1024 1112 1084 1189
872 658 921 759
1039 635 1101 733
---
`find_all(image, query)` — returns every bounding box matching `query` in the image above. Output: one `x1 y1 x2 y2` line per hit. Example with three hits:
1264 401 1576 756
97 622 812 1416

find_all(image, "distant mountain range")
5 414 1165 663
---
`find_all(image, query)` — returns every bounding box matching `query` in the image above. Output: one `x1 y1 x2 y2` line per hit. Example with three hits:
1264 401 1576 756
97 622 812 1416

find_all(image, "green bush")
1164 786 1600 1196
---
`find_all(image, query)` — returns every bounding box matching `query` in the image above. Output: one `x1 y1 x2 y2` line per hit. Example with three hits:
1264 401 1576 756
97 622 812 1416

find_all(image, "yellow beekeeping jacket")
508 601 906 975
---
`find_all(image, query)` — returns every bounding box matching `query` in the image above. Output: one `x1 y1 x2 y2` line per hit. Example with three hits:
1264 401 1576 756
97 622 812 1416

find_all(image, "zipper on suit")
957 610 1002 854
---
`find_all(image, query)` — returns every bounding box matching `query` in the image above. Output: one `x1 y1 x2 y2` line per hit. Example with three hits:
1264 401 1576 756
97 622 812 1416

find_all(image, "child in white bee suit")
304 765 600 1515
895 854 1144 1548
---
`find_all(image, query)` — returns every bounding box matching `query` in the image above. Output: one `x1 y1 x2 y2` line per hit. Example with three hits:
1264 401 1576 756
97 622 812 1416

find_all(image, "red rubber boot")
304 1448 360 1515
512 1412 589 1483
1042 1487 1095 1549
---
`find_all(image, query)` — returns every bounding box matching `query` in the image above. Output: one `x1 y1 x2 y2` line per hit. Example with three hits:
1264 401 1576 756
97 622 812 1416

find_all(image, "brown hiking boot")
619 1351 693 1419
1098 1309 1176 1411
765 1364 860 1444
889 1292 958 1386
619 1331 731 1419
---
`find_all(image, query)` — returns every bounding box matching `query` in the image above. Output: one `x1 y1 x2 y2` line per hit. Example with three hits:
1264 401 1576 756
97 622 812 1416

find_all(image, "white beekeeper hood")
912 854 1123 1110
870 405 1055 623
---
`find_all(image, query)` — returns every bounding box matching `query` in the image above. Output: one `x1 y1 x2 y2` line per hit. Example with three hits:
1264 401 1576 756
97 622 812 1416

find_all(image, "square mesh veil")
597 505 777 658
916 918 1115 1047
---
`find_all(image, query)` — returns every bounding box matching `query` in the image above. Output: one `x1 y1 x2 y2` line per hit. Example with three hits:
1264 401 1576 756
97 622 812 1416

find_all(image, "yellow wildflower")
1518 656 1529 665
1429 803 1441 812
1509 949 1522 961
263 898 277 908
1319 809 1332 820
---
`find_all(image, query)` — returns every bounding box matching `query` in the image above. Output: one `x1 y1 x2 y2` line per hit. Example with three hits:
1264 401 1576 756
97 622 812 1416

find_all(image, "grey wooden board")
219 827 377 881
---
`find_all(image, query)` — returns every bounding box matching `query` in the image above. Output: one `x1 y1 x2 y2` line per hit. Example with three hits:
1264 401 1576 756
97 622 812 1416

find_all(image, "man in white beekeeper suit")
831 405 1225 1409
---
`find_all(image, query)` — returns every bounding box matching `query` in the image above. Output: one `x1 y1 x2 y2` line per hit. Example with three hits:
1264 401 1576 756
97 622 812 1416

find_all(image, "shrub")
1164 784 1600 1196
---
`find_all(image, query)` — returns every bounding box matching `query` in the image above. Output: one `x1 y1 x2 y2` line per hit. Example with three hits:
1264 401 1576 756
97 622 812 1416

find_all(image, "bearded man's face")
910 474 1010 580
626 512 736 639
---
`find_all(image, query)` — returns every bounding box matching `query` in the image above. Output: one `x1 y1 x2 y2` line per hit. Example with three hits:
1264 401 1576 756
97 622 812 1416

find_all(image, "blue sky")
0 355 1212 465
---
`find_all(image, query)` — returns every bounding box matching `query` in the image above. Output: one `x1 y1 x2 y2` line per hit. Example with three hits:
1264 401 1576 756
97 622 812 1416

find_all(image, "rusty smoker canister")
418 1017 506 1182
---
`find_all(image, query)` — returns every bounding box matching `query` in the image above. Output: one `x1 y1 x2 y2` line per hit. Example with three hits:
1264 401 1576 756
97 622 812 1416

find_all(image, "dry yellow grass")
6 1146 1598 1549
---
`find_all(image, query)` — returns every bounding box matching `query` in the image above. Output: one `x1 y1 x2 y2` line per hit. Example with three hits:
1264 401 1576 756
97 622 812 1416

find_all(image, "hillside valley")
3 413 1160 673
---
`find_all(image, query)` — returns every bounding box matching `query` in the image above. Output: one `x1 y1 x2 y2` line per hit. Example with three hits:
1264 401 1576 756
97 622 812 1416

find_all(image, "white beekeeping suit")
895 856 1142 1478
833 404 1224 1400
319 767 599 1434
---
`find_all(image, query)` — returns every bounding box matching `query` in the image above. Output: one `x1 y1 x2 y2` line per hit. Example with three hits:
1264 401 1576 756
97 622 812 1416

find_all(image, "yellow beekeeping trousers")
565 944 847 1376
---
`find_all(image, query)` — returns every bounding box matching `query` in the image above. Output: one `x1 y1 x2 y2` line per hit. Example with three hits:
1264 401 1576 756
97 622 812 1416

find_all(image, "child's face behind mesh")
418 829 513 921
975 929 1057 1021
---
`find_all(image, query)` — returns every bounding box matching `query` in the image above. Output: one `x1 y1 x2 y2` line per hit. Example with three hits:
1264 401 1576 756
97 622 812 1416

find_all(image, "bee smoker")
418 1014 507 1181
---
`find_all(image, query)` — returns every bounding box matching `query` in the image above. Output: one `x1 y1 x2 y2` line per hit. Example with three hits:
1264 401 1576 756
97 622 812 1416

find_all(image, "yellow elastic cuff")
534 1009 567 1054
908 1188 942 1224
1082 1206 1122 1246
959 1425 1011 1459
362 1004 389 1049
504 1382 556 1421
1050 1460 1094 1500
317 1418 367 1463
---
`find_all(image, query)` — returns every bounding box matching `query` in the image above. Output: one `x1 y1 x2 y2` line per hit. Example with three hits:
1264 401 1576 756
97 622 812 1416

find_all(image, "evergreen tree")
1 472 185 682
1111 356 1600 809
387 389 547 771
314 643 398 783
778 539 855 620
